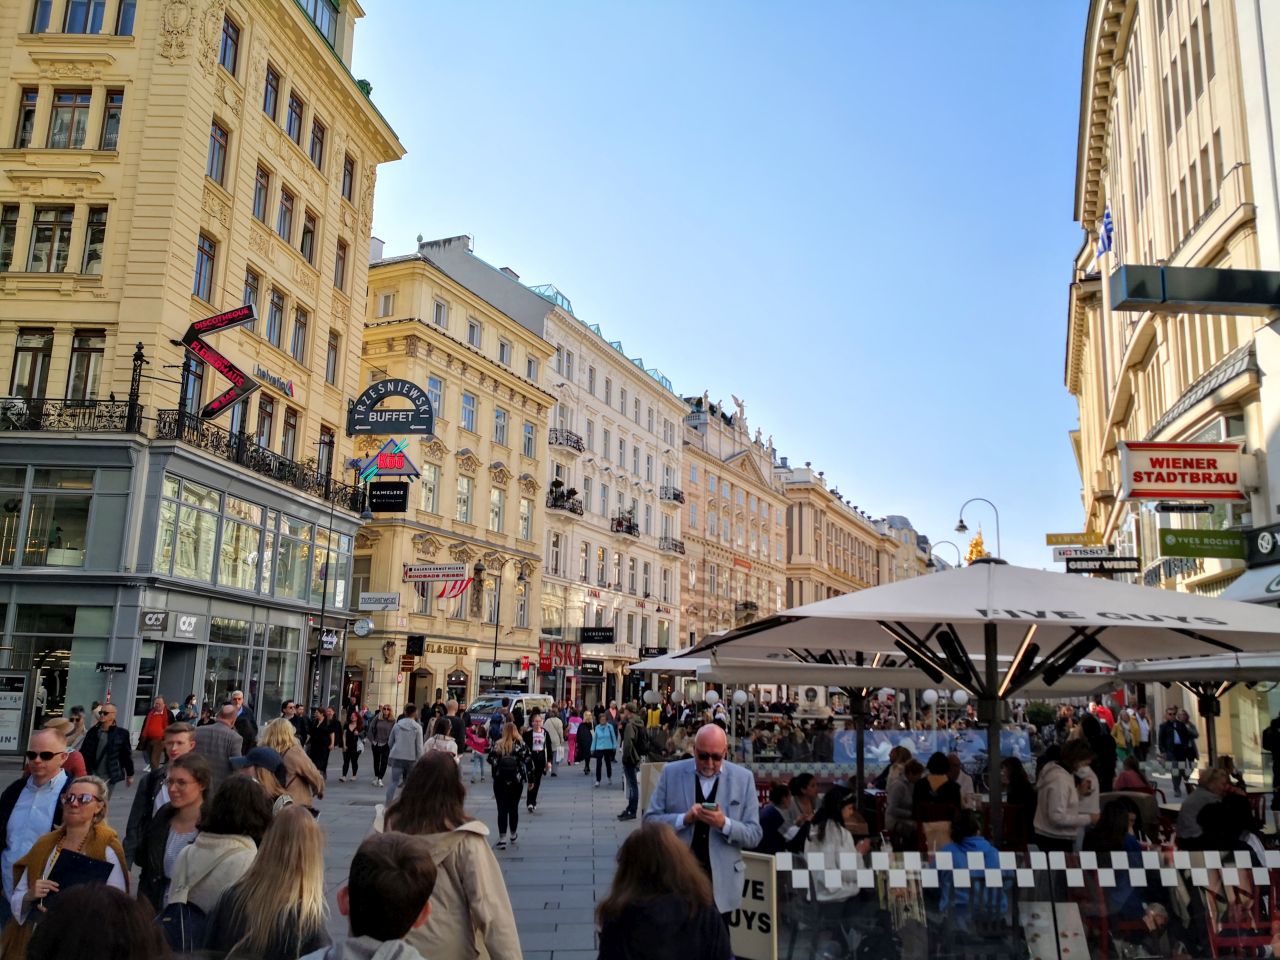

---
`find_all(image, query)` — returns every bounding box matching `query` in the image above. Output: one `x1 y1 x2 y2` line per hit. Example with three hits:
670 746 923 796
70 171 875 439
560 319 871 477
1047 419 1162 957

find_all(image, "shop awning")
630 650 707 674
1114 651 1280 684
1218 566 1280 606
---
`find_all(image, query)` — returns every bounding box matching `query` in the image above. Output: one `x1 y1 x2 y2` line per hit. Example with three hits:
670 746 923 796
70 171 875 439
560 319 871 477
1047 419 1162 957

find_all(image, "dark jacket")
123 765 167 866
204 885 331 960
80 724 134 783
136 803 180 911
597 893 732 960
1158 719 1198 762
0 774 69 851
574 719 593 751
619 715 645 767
754 803 789 855
234 708 258 754
288 713 309 747
912 777 962 822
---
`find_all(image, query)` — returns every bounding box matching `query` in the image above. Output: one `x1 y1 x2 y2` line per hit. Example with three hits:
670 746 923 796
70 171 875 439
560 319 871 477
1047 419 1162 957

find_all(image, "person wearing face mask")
2 775 127 960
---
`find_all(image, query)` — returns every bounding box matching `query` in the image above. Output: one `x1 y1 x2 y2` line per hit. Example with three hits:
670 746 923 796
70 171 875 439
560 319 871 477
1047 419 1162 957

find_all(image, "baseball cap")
230 746 286 782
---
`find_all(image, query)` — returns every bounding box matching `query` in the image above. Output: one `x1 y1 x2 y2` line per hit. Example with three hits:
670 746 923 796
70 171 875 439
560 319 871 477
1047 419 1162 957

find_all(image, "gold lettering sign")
423 642 469 656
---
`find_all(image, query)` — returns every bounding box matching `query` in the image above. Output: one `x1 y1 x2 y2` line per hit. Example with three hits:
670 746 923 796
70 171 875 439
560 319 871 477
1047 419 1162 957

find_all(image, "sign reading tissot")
346 379 434 436
1119 441 1246 501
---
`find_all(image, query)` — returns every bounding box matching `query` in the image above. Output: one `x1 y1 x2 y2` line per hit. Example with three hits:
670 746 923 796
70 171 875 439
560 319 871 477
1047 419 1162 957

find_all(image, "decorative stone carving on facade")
9 172 104 199
360 168 376 228
517 473 539 495
447 542 475 563
481 551 505 569
517 560 537 580
30 55 114 81
247 224 273 262
197 0 227 75
405 335 419 357
355 529 382 550
200 185 231 228
421 437 448 461
159 0 197 63
249 38 267 87
456 449 482 475
355 434 381 456
214 72 244 117
292 261 318 297
411 533 442 558
489 462 512 486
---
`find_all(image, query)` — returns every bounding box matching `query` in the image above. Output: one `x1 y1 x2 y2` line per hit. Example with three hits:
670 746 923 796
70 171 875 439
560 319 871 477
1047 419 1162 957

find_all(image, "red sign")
190 303 256 335
182 308 261 421
377 452 406 470
1119 441 1246 501
520 656 530 671
537 640 582 673
733 558 752 570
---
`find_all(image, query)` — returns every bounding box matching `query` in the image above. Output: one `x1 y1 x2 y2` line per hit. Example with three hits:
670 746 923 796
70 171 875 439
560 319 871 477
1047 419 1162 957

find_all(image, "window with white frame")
548 532 562 576
427 377 442 417
455 475 472 523
498 339 511 366
519 497 532 540
433 299 447 328
467 317 481 348
579 541 589 580
489 488 505 532
460 393 476 432
522 421 535 458
493 407 508 445
421 463 439 513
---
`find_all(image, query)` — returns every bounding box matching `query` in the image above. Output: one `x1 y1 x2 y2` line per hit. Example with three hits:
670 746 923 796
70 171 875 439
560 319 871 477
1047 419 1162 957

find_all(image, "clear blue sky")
352 1 1088 569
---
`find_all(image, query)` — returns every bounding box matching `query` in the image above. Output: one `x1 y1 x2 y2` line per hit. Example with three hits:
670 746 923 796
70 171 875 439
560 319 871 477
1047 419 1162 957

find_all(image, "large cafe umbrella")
687 558 1280 840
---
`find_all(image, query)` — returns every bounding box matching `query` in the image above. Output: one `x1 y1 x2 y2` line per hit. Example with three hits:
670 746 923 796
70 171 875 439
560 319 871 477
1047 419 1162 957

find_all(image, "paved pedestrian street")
99 758 635 960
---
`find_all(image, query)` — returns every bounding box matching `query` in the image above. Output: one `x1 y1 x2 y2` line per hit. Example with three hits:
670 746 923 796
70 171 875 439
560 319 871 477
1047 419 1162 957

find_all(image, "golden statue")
965 530 989 564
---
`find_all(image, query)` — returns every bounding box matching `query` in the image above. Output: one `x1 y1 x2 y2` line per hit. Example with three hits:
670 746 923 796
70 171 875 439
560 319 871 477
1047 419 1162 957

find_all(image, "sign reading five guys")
181 305 260 419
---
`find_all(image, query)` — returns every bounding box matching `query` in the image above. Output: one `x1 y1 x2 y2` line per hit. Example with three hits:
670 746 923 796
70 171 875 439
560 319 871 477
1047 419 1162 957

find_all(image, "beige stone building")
0 0 402 738
1066 0 1280 772
356 245 555 709
680 395 787 646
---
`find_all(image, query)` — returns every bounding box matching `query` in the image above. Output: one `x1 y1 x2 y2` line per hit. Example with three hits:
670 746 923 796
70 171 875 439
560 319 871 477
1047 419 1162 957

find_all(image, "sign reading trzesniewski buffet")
1119 441 1245 501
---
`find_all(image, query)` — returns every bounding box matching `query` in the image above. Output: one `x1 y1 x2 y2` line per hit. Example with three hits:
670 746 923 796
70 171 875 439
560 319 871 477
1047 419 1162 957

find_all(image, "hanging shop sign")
358 592 401 611
1065 556 1141 573
579 659 605 678
357 438 420 481
172 614 202 639
1051 546 1114 561
95 662 127 673
346 379 434 436
367 481 410 512
138 610 169 632
1045 532 1103 546
1159 529 1246 560
181 305 260 419
1119 441 1246 501
0 674 27 753
1154 502 1216 514
580 627 615 645
1246 522 1280 567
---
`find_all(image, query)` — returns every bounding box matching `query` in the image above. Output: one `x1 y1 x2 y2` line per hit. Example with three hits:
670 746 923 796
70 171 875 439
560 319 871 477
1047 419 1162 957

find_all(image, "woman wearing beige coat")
377 752 522 959
260 717 326 807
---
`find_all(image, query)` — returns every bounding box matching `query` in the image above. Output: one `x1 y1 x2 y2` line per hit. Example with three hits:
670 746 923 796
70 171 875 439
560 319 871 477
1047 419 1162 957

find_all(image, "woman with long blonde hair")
487 722 531 849
258 718 325 807
203 804 330 959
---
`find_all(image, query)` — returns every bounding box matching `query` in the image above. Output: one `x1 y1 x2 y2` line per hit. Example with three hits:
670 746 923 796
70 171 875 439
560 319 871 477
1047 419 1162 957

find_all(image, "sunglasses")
696 751 725 763
25 751 65 762
61 793 101 807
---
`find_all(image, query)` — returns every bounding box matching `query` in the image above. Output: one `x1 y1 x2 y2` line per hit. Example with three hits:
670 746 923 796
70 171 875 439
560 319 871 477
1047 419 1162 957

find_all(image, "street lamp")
927 539 964 569
955 498 1002 558
474 559 528 692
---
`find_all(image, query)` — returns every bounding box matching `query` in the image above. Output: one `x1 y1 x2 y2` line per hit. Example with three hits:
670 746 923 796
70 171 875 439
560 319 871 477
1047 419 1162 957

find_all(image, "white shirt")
2 771 67 900
154 783 170 811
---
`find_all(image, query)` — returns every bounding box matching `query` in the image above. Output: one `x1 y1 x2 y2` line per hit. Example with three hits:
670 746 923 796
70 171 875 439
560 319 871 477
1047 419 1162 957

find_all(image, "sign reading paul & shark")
346 379 434 436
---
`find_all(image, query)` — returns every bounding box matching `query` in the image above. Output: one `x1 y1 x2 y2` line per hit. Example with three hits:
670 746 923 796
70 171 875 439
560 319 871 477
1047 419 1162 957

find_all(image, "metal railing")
545 492 585 515
659 485 685 503
610 515 640 537
156 410 359 507
548 427 585 452
658 536 686 554
0 397 143 433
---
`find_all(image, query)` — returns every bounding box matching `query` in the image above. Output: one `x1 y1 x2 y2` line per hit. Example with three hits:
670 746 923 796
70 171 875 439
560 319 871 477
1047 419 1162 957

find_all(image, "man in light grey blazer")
644 723 762 916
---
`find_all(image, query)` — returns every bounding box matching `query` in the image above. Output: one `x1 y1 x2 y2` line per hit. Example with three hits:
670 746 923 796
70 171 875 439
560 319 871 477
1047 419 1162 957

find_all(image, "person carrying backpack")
487 722 531 850
488 699 510 743
617 702 648 821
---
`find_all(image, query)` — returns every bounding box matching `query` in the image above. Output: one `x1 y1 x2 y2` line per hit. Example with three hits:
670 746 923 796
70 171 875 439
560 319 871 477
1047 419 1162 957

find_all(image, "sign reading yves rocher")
1119 441 1246 501
346 379 434 437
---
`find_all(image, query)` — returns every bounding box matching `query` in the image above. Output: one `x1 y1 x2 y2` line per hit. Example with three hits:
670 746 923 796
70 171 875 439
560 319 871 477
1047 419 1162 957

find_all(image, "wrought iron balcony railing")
659 485 685 504
0 397 144 433
546 492 585 515
156 410 359 508
610 515 640 538
548 427 584 452
659 536 686 555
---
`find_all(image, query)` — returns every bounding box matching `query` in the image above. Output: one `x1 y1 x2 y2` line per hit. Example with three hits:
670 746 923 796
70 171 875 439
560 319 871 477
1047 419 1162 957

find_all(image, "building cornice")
1074 0 1132 225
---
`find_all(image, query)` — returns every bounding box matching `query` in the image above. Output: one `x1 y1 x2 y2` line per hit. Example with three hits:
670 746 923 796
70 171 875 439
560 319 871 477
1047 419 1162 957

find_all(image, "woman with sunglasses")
135 752 211 910
1 775 127 959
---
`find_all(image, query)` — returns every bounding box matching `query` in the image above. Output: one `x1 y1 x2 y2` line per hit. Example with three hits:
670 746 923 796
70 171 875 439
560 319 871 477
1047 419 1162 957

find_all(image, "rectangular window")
115 0 135 34
276 188 294 242
243 269 259 332
600 483 609 516
290 307 308 362
1200 144 1213 205
100 90 123 149
421 463 439 513
207 120 229 184
585 420 594 451
587 366 596 395
280 407 298 460
1191 21 1204 99
433 299 448 328
267 288 284 347
519 497 532 539
632 446 639 475
498 339 512 366
522 421 535 458
31 0 52 32
300 210 317 264
308 119 325 169
256 396 275 448
689 503 697 529
1189 159 1200 219
1171 57 1182 128
427 377 443 417
10 329 54 398
15 88 37 148
64 0 107 33
1203 1 1215 80
578 542 590 580
645 454 653 482
193 233 216 300
620 387 627 414
341 154 355 202
263 65 280 120
526 357 538 380
378 292 394 317
1213 128 1224 188
467 318 481 348
493 407 508 445
253 166 270 221
81 206 107 275
318 425 335 477
48 90 92 149
604 377 612 406
0 205 19 271
489 488 505 533
286 93 304 144
618 438 626 464
1179 42 1192 117
549 533 563 577
66 330 105 400
219 16 240 75
1163 74 1174 146
455 475 473 523
460 392 476 432
325 331 339 384
333 238 348 290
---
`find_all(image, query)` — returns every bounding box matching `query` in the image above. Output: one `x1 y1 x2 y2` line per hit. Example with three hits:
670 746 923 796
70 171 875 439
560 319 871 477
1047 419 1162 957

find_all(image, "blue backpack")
157 899 207 953
488 711 504 741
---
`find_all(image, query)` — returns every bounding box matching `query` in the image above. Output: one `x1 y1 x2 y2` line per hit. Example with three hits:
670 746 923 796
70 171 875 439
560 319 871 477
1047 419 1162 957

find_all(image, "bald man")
645 723 762 918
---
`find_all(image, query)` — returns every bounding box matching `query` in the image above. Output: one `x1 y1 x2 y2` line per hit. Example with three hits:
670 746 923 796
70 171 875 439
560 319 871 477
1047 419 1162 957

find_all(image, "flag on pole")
1094 205 1114 263
435 577 473 600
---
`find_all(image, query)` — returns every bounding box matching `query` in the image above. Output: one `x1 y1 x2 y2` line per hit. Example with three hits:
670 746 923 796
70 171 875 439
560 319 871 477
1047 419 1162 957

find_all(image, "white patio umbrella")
688 558 1280 839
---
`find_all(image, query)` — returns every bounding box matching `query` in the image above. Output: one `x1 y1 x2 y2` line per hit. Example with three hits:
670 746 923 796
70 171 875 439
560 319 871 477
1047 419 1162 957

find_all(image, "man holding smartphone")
644 723 762 922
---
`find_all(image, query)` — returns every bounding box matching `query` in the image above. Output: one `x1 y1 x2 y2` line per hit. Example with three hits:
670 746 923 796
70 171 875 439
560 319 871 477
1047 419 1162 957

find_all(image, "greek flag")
1095 205 1114 260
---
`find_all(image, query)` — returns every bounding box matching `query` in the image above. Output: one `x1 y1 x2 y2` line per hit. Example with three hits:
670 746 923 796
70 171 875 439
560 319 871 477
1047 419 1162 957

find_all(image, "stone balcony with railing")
0 397 144 433
610 514 640 538
659 536 686 555
546 491 585 516
548 427 585 453
659 485 685 504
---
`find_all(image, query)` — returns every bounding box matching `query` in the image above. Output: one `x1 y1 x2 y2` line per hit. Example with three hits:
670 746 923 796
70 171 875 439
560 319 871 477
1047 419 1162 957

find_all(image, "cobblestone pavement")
102 753 635 959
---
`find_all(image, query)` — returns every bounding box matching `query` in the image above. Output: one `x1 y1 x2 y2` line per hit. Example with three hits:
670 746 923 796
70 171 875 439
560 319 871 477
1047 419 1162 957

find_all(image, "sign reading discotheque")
346 379 434 436
181 305 260 419
1119 441 1246 501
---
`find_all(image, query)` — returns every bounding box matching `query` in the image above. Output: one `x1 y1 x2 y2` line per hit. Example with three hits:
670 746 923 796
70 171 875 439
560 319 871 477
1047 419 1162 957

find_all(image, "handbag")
157 898 207 953
356 738 365 755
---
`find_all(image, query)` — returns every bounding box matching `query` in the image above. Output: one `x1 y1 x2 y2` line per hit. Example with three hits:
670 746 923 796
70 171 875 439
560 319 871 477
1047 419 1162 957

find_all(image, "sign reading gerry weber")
346 379 434 436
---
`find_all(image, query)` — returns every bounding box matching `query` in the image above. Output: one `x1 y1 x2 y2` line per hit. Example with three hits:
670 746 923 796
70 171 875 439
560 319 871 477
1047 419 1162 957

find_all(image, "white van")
466 691 554 725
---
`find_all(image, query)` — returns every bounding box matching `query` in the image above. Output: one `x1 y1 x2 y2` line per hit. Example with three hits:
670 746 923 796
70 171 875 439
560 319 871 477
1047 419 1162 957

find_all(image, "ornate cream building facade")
0 0 402 739
680 395 787 646
1066 0 1280 772
358 246 555 709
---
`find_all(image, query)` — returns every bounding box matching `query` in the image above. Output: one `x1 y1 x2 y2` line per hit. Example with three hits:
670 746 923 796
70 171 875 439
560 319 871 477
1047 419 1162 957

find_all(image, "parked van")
467 691 554 726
